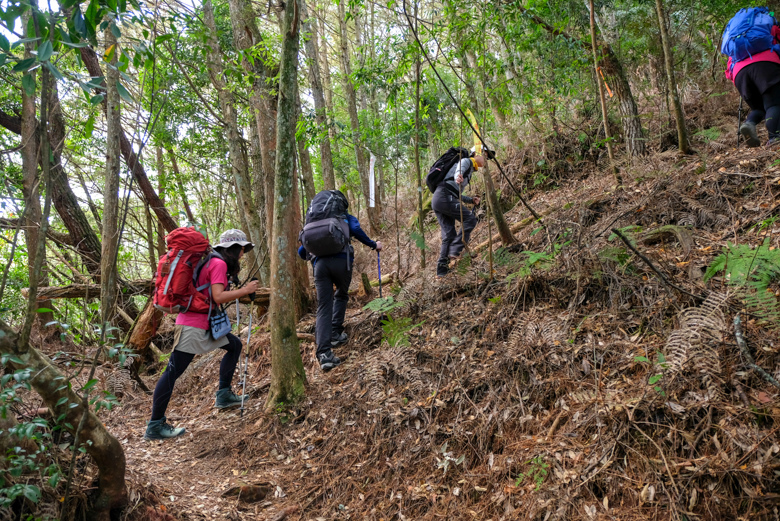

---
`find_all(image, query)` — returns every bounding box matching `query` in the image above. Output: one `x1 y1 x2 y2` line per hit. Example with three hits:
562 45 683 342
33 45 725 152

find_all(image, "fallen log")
23 281 270 305
348 271 396 295
472 206 558 254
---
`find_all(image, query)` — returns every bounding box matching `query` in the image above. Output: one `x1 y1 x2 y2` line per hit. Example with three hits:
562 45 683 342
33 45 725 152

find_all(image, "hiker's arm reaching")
347 215 378 249
211 281 258 304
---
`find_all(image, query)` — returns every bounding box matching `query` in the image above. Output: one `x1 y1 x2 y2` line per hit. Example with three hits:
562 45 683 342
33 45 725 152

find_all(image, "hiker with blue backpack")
145 229 259 440
298 190 382 372
426 147 485 277
722 7 780 148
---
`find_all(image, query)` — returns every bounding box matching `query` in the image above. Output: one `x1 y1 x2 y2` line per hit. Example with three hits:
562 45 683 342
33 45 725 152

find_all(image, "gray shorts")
172 325 228 355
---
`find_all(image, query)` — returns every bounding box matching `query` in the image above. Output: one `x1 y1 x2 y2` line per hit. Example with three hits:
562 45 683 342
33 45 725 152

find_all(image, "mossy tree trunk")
654 0 690 154
266 0 307 410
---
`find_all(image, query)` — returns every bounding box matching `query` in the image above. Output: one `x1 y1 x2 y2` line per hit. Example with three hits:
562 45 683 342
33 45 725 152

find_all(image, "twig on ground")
733 314 780 390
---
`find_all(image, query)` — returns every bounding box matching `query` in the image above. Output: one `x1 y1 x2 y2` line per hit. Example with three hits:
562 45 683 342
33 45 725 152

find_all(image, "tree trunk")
225 0 278 246
166 149 195 222
155 147 167 256
297 136 316 205
101 21 122 329
414 56 426 269
483 163 515 245
0 321 127 519
248 124 271 285
588 0 620 184
300 0 335 190
654 0 689 154
20 14 53 326
337 0 379 234
203 0 266 259
79 47 178 233
266 0 307 411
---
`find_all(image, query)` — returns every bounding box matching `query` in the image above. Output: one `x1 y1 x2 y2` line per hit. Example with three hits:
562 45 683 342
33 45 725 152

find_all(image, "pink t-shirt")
175 257 229 330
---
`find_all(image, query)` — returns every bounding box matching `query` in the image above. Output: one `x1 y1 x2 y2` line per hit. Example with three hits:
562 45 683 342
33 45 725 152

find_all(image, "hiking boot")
436 262 450 278
144 417 185 440
331 332 348 348
740 121 760 148
215 388 245 409
766 137 780 148
317 350 341 372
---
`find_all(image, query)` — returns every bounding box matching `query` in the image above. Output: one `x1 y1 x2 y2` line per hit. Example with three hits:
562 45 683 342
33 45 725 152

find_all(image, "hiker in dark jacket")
298 199 382 371
726 23 780 147
432 154 484 277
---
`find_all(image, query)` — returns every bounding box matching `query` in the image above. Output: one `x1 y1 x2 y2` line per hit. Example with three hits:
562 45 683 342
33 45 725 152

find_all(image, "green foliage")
634 351 667 396
703 240 780 326
694 127 721 143
515 455 549 490
435 442 465 475
363 296 423 347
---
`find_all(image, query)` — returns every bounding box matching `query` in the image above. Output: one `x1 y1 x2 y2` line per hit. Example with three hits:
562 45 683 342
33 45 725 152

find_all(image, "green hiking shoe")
740 121 760 148
215 388 245 409
144 417 185 441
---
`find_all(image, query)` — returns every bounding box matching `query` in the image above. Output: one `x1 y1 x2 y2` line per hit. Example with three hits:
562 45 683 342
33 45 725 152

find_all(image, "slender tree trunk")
101 21 121 329
266 0 307 411
0 321 127 518
166 149 195 222
654 0 689 154
588 0 621 184
297 136 316 205
300 0 335 190
203 0 265 257
248 124 271 285
337 0 379 234
20 13 53 325
155 147 167 256
79 47 178 232
414 35 426 269
225 0 278 248
483 163 515 245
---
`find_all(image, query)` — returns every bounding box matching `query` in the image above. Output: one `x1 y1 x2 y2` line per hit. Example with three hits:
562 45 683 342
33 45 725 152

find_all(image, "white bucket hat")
213 229 254 252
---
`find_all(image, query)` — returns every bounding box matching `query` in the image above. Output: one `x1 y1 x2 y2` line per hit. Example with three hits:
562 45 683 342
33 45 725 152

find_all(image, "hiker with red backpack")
145 228 259 441
722 7 780 148
298 190 382 372
428 148 484 277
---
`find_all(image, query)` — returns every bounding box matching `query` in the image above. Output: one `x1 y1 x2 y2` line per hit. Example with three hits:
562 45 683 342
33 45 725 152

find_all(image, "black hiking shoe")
331 332 348 348
318 350 342 372
766 137 780 149
144 417 185 440
740 121 760 148
215 388 245 409
436 262 449 278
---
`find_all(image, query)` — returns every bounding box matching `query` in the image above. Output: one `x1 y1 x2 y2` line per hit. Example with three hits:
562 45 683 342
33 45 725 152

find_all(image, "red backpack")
153 227 213 314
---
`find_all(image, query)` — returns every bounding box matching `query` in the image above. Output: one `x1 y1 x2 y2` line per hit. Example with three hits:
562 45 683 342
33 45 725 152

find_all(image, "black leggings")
150 333 242 421
745 82 780 139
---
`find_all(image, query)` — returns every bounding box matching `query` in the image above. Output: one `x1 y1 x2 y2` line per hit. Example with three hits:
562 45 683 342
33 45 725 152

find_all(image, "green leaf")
61 40 88 48
85 112 96 136
12 57 36 72
55 397 68 407
22 484 40 503
36 307 53 313
116 80 133 103
72 9 87 38
90 94 104 105
37 40 53 61
155 33 174 44
45 62 64 82
634 356 649 363
22 74 35 96
81 378 98 391
11 37 41 49
0 33 9 53
85 0 100 27
648 374 663 385
111 23 121 38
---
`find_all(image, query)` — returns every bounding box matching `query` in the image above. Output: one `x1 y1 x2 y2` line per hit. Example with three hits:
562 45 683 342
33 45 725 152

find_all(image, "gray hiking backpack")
299 190 351 262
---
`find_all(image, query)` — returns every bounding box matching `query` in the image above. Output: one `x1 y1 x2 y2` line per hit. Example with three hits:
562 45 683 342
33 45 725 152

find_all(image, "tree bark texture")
101 22 121 329
414 57 426 269
483 163 516 246
267 0 307 410
337 0 379 234
654 0 689 154
248 124 271 285
203 0 266 260
20 19 53 325
0 321 127 519
79 47 178 233
300 0 335 190
155 147 167 256
166 149 195 222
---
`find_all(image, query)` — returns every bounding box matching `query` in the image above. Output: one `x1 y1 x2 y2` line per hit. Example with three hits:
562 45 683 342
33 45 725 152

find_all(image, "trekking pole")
377 249 383 299
737 98 743 148
240 299 253 418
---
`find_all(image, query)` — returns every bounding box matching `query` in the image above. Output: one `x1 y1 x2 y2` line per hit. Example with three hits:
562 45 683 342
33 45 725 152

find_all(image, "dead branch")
733 314 780 390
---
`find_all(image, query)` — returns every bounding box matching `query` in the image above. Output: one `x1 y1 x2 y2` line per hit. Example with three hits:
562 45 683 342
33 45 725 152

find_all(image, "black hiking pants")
314 256 352 356
150 333 242 421
432 188 477 266
736 62 780 139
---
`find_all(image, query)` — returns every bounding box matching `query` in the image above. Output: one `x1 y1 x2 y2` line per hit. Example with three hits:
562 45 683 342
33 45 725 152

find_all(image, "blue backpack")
721 7 779 71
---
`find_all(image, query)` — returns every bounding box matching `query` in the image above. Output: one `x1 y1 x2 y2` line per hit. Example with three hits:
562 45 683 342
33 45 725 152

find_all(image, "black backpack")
425 147 471 193
299 190 351 259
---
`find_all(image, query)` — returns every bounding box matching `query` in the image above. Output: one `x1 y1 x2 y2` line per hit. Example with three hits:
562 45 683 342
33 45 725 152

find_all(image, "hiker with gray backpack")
425 147 485 277
722 7 780 148
298 190 382 371
144 229 259 440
